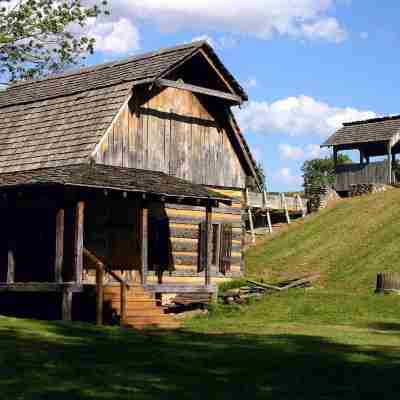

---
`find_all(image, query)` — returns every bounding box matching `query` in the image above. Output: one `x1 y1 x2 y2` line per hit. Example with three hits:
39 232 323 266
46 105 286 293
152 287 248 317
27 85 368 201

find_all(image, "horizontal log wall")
159 187 245 278
94 86 246 188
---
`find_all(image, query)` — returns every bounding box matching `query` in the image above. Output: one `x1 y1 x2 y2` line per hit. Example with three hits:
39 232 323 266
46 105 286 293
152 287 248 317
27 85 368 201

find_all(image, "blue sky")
84 0 400 191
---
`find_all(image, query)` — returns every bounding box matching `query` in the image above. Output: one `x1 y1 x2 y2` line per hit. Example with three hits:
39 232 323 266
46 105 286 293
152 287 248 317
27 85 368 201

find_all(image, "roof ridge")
343 114 399 127
8 41 207 91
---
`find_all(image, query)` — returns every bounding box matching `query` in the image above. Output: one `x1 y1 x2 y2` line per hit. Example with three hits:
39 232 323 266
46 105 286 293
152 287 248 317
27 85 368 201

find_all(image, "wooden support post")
388 142 393 184
62 288 72 321
266 211 273 234
296 195 306 218
333 147 338 168
120 283 127 325
140 206 148 286
7 245 15 284
262 191 273 234
204 205 212 287
281 193 291 225
73 201 85 284
96 266 104 326
55 208 64 283
359 149 365 165
247 208 256 244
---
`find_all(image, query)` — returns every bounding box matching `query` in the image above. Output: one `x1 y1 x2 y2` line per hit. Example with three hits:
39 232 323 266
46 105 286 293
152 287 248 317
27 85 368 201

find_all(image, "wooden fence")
335 161 391 192
246 191 306 212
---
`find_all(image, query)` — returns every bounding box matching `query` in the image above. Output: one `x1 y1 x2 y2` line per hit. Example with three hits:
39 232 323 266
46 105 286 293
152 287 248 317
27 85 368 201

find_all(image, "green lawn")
3 190 400 399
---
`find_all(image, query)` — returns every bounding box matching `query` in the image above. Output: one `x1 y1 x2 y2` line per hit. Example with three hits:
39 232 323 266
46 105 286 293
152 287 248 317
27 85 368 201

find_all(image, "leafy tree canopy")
0 0 108 84
255 161 267 191
302 153 351 189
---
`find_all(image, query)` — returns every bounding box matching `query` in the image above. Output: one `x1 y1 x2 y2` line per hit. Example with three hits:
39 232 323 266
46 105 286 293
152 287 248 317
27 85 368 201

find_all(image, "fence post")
281 193 291 225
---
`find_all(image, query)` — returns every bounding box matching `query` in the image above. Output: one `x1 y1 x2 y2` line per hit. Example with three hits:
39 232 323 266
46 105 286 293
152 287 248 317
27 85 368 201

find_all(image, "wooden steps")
103 285 181 330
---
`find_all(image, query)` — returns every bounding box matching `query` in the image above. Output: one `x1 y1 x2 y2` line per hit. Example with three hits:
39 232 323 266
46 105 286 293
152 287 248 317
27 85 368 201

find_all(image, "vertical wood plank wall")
94 87 246 188
93 87 248 281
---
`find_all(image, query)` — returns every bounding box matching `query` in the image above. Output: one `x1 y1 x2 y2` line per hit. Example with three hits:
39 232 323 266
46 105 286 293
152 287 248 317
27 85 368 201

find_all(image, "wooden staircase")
103 285 181 329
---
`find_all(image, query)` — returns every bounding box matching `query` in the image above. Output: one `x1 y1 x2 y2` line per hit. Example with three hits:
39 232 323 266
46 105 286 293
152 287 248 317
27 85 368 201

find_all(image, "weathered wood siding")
335 161 391 191
94 87 246 188
84 192 245 280
161 188 245 279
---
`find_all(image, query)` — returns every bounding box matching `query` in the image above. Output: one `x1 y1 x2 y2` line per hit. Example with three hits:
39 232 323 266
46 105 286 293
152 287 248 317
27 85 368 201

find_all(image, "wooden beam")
140 206 149 286
204 206 212 286
96 267 104 326
333 147 338 168
198 48 237 96
156 78 243 104
262 191 273 234
73 201 85 284
281 193 291 225
0 283 83 293
388 142 393 184
55 208 64 283
247 208 256 244
145 284 217 294
62 287 72 321
7 246 15 284
120 283 127 325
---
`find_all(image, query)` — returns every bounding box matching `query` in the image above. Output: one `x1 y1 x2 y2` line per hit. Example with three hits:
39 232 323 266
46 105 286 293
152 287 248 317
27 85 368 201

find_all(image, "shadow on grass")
1 320 400 399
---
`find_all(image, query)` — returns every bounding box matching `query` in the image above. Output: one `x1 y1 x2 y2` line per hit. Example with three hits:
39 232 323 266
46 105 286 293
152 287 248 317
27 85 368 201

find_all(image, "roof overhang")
0 164 232 207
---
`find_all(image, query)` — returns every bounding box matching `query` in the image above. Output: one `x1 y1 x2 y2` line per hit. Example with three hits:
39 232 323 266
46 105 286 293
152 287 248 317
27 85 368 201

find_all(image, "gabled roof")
0 82 132 173
0 41 253 177
323 115 400 147
2 41 247 108
0 164 231 205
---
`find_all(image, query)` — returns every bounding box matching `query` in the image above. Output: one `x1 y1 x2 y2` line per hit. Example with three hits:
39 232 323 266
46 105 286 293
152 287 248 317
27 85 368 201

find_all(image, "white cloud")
275 168 303 187
100 0 348 44
279 143 330 160
191 34 238 50
86 17 140 54
244 78 258 89
300 17 347 42
236 95 377 138
279 144 305 160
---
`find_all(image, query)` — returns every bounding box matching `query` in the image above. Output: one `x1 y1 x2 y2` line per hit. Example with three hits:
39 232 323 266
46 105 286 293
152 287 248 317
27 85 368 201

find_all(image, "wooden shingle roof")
0 41 249 175
323 115 400 147
0 164 231 204
0 83 132 173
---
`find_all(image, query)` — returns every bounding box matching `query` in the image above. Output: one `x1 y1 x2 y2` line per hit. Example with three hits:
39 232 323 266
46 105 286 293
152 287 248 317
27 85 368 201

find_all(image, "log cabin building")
0 41 262 328
323 115 400 193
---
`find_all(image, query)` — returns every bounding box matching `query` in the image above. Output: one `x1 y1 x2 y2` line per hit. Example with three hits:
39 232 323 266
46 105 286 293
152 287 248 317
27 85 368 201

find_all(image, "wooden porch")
0 164 228 328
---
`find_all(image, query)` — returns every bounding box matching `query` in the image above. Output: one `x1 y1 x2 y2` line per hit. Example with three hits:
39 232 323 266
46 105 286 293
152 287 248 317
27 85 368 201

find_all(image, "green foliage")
0 0 109 83
255 161 267 191
302 153 351 188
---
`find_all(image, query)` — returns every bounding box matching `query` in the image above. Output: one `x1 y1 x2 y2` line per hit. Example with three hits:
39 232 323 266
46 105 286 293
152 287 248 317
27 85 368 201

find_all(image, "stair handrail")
83 248 130 326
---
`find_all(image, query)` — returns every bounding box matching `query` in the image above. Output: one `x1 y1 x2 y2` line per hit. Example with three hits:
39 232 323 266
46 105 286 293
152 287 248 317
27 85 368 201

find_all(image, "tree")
302 154 351 189
255 161 267 191
0 0 108 84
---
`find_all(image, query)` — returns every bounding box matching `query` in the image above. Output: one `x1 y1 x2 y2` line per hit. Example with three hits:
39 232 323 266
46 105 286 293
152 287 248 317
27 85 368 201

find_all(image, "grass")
3 190 400 399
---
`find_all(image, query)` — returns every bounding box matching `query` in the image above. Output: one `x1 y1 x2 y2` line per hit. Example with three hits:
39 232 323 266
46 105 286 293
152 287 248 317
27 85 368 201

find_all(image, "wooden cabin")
322 115 400 193
0 41 262 328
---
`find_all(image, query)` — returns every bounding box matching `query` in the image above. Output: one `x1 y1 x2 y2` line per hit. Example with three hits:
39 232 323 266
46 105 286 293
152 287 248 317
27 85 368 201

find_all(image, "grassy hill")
189 189 400 333
246 187 400 291
2 190 400 399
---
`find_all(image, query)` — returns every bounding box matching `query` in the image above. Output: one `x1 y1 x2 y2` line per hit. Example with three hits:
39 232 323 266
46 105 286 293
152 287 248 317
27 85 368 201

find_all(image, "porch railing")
83 248 131 326
334 161 393 192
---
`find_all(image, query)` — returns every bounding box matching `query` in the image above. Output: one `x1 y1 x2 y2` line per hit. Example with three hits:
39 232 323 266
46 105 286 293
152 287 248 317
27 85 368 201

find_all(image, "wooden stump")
376 273 400 294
